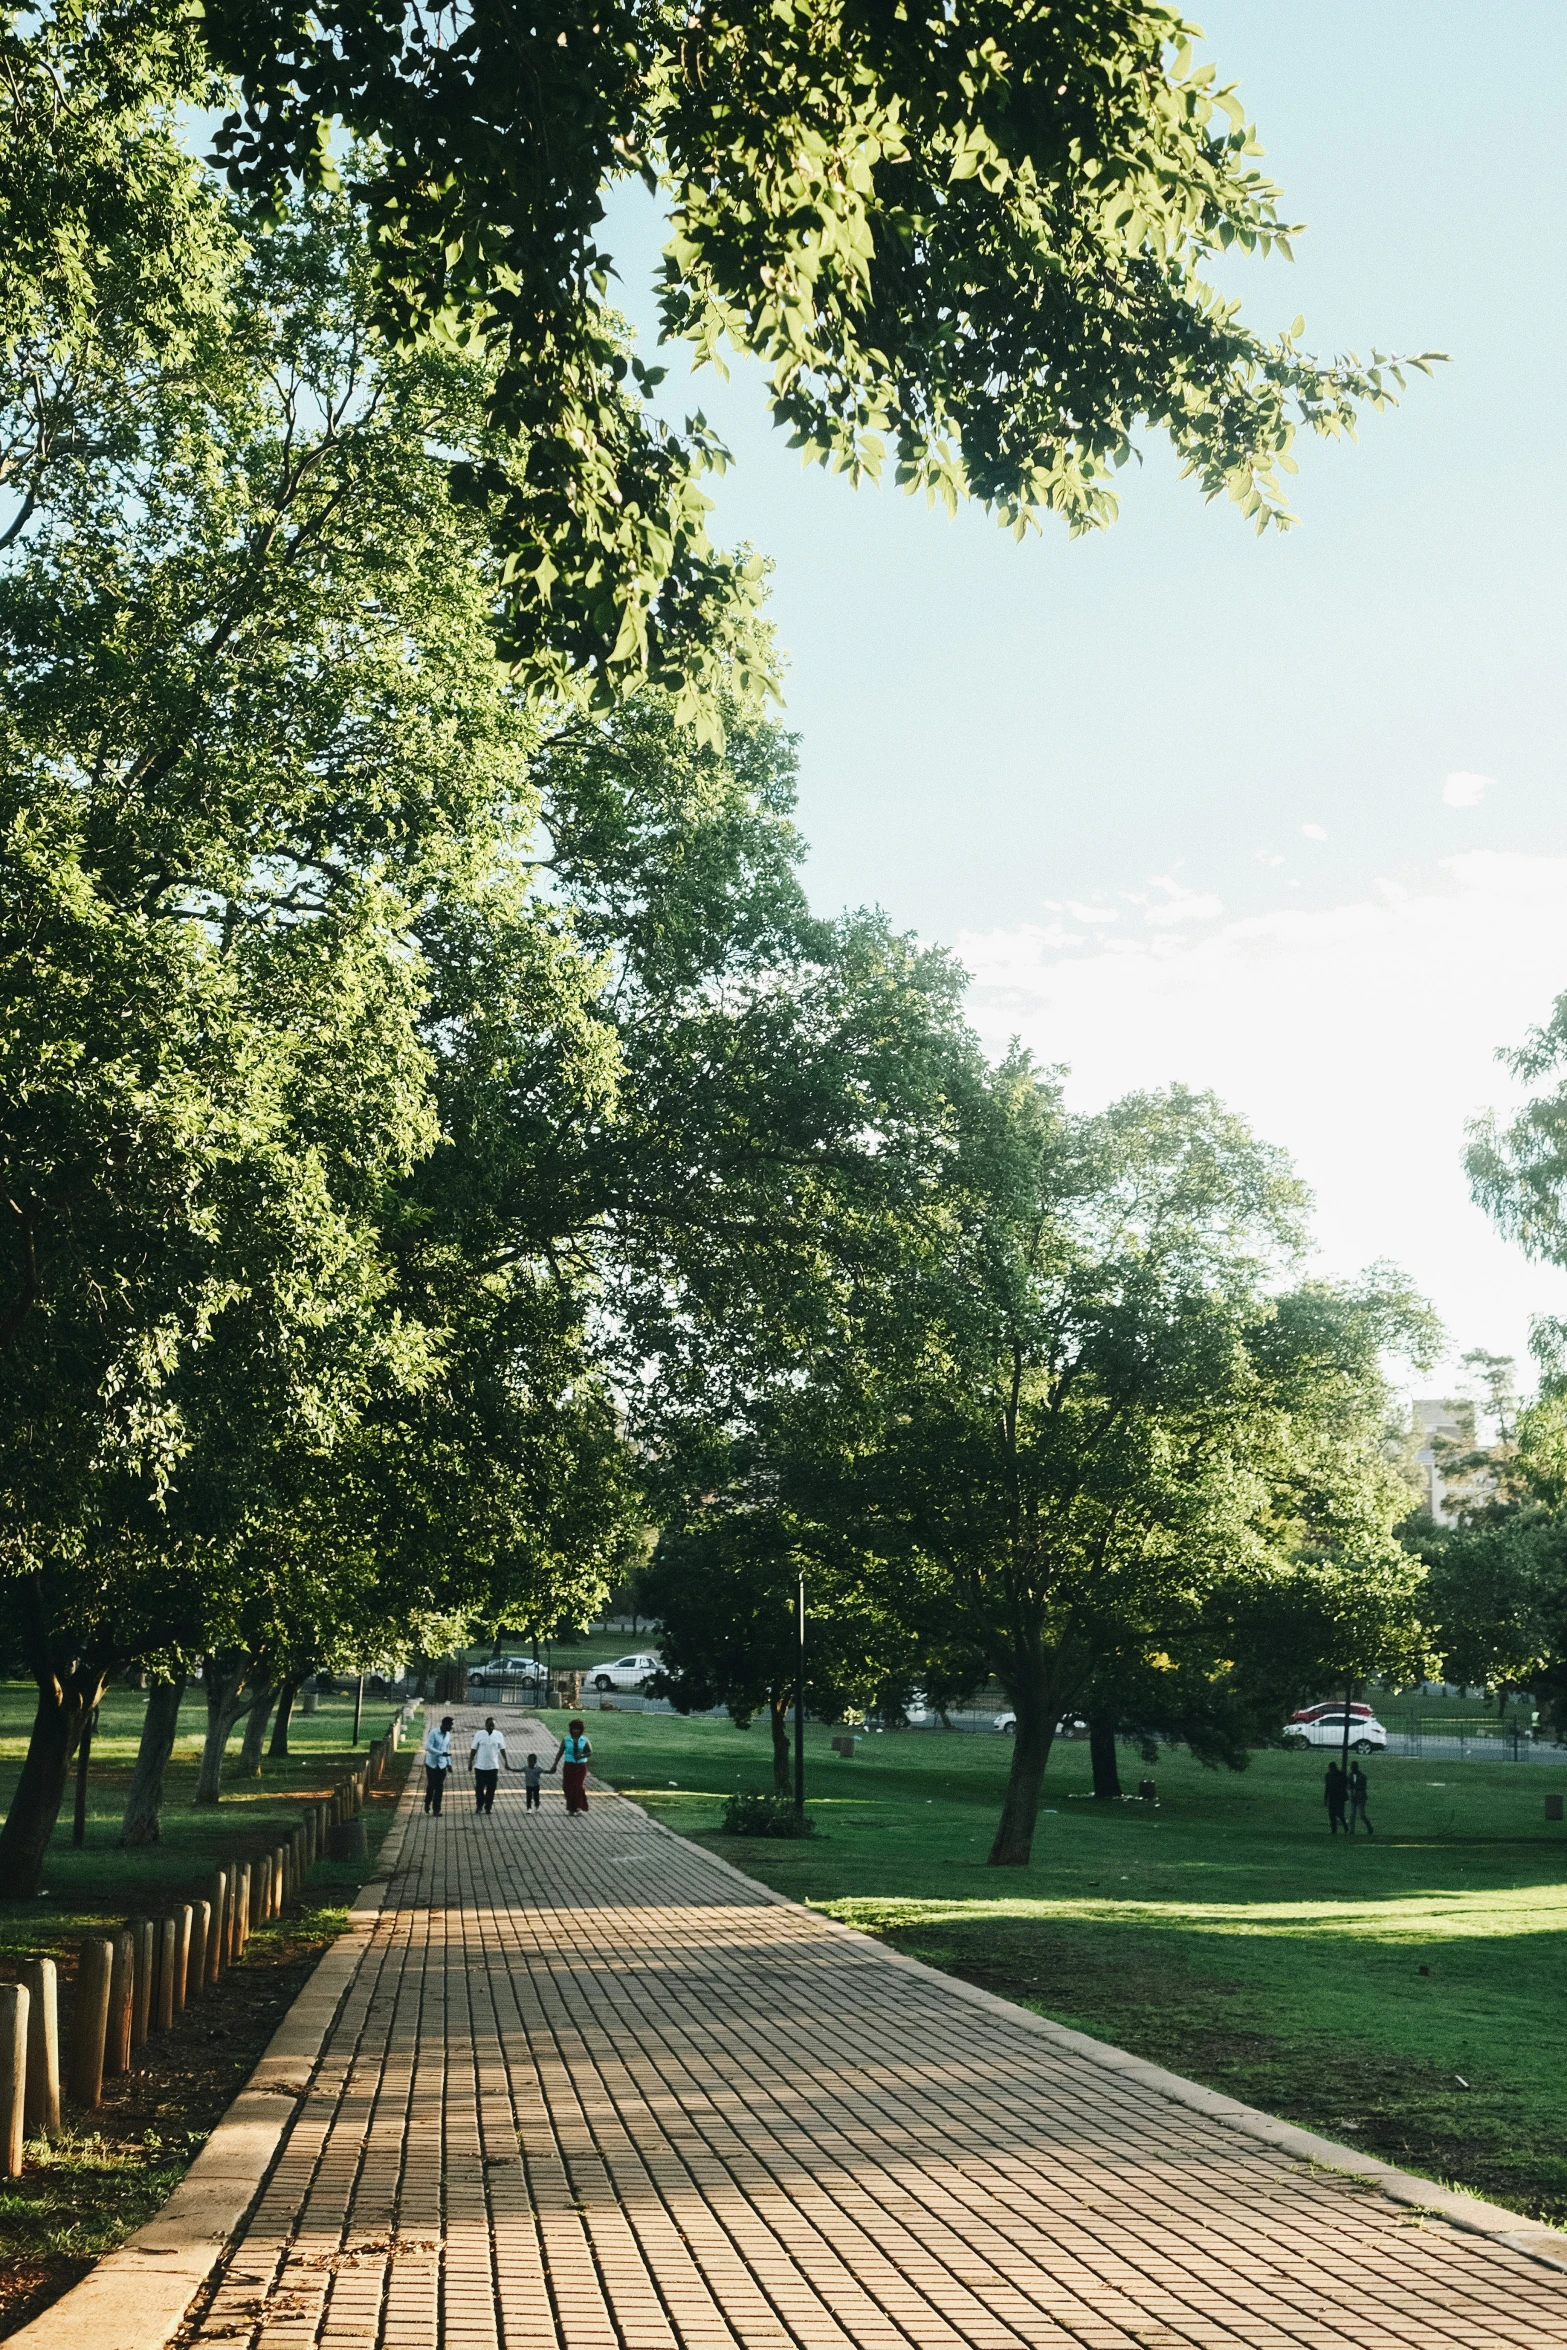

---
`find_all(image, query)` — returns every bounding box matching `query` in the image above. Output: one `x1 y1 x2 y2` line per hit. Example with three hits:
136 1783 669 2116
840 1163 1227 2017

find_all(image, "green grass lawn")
0 1681 405 1950
558 1703 1567 2228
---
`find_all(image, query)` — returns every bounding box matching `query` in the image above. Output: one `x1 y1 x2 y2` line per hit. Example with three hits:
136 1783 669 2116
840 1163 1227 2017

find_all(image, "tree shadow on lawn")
858 1907 1567 2228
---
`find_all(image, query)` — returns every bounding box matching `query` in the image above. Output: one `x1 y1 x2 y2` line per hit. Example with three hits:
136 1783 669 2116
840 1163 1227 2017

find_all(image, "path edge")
616 1794 1567 2279
4 1754 421 2350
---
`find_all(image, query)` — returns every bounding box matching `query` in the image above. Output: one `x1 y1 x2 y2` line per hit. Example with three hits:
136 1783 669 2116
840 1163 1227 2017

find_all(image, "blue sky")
603 2 1567 1394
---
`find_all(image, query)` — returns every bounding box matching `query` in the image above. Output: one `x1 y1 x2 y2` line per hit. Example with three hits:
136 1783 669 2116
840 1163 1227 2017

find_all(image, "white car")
1282 1711 1387 1754
993 1713 1088 1738
590 1651 661 1693
472 1655 543 1684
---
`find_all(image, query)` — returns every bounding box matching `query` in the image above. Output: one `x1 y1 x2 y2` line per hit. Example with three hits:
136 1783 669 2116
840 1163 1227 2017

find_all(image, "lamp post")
353 1672 364 1748
794 1571 806 1821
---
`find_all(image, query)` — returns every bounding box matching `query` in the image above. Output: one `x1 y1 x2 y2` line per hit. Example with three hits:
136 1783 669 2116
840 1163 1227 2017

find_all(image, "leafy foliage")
185 0 1443 702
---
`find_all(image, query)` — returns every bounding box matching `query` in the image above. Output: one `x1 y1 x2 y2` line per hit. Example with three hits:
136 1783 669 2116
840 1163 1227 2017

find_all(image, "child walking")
523 1752 543 1811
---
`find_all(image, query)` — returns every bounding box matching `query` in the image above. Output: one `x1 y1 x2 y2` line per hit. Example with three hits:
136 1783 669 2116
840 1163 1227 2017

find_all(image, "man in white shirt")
470 1716 507 1814
422 1715 454 1814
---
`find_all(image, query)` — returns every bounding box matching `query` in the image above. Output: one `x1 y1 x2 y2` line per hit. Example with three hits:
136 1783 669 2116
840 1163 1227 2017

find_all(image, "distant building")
1412 1398 1476 1525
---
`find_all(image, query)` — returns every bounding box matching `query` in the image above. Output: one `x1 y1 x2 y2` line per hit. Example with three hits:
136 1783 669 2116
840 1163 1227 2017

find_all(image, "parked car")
1282 1711 1387 1753
993 1712 1088 1737
590 1651 661 1693
471 1655 544 1685
1289 1699 1375 1725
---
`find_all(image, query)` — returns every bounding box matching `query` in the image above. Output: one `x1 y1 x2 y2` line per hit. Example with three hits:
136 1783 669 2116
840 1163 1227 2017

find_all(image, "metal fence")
1378 1718 1558 1763
461 1678 1565 1764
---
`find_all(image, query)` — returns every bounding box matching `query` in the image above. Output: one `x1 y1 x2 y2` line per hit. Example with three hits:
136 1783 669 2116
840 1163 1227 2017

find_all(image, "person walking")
551 1718 592 1815
470 1716 507 1814
423 1714 454 1814
1347 1761 1374 1836
1324 1759 1347 1835
523 1752 543 1811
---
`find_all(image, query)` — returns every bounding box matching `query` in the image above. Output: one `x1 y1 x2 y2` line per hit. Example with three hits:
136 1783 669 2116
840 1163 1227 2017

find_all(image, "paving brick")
180 1707 1567 2350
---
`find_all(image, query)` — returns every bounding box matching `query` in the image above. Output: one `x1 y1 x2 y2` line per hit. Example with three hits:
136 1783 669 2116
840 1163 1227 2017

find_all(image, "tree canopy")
16 0 1436 709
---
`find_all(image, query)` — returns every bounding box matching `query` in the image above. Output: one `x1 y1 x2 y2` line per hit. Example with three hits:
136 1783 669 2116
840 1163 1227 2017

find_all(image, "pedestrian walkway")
182 1708 1567 2350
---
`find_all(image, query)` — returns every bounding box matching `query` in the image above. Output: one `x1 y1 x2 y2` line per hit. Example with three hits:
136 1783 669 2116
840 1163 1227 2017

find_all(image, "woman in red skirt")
551 1717 592 1814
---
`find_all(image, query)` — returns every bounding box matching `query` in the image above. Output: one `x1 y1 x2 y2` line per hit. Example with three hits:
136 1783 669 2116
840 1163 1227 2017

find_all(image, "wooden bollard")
106 1932 134 2075
236 1861 251 1957
69 1939 112 2110
131 1918 154 2047
174 1905 192 2011
155 1917 176 2033
22 1958 60 2138
253 1854 270 1927
187 1903 209 2005
0 1982 27 2175
274 1843 287 1912
208 1872 227 1984
227 1864 243 1963
303 1809 317 1870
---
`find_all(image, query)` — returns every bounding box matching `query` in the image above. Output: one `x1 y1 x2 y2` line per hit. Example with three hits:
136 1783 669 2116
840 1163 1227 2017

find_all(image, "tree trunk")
1088 1712 1122 1800
768 1688 792 1795
0 1665 110 1897
194 1658 255 1806
236 1684 277 1777
119 1675 187 1845
269 1674 303 1759
988 1694 1054 1866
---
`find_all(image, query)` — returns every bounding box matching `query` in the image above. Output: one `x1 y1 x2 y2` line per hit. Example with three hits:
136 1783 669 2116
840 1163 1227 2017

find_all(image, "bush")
719 1792 816 1838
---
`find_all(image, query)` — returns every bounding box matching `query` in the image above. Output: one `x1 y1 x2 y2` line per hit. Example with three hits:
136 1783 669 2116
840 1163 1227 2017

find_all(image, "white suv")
1283 1711 1387 1754
590 1651 661 1693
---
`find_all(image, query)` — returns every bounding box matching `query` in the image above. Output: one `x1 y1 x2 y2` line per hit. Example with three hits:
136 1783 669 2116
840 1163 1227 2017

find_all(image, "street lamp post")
794 1571 806 1822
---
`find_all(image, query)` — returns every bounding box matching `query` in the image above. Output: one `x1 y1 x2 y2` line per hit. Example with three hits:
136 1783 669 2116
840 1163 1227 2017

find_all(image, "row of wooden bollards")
0 1742 391 2178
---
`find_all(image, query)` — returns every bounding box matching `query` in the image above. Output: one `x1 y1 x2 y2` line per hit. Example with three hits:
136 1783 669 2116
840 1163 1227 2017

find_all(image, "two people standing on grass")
1324 1759 1374 1836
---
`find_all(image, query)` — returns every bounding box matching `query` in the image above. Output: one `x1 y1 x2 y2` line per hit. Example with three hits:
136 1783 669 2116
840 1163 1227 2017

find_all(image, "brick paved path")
184 1708 1567 2350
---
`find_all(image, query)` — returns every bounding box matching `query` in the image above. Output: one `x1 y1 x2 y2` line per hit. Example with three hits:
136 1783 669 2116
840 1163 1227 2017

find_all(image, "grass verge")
559 1701 1567 2229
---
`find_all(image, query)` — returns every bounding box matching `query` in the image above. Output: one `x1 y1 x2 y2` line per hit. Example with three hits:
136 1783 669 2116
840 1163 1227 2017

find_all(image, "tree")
839 1060 1436 1865
0 123 633 1883
645 1456 975 1788
85 0 1435 705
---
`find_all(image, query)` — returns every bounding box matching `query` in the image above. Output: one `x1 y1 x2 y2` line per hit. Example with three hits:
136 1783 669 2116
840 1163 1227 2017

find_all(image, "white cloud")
1300 822 1328 841
1444 770 1494 808
1139 875 1225 929
1256 850 1285 867
958 853 1567 1387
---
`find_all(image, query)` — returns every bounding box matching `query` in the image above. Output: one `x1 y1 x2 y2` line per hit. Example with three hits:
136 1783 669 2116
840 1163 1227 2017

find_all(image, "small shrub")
719 1792 816 1839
